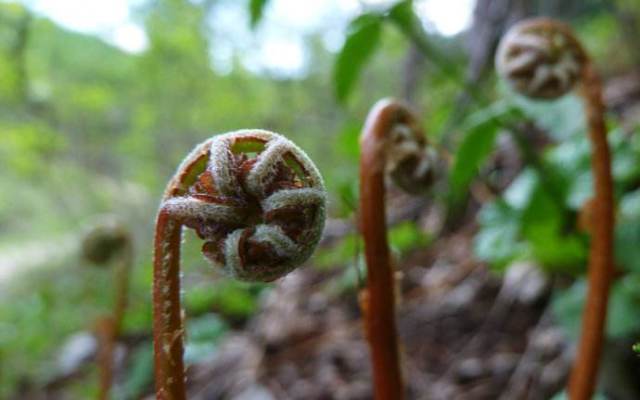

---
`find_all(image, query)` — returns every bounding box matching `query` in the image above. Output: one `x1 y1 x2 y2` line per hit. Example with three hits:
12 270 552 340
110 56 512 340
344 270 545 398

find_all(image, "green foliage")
389 220 431 253
449 102 521 204
473 95 640 276
510 94 585 141
607 275 640 337
387 0 465 85
315 222 428 272
119 344 154 400
544 127 640 209
474 199 526 269
553 274 640 340
249 0 270 28
576 12 634 71
0 261 130 396
326 258 364 296
331 123 360 217
316 221 430 298
184 314 228 364
616 191 640 273
0 121 66 176
184 280 265 319
386 0 414 30
333 13 383 103
315 233 360 270
472 90 640 347
551 390 607 400
518 175 586 270
333 0 466 105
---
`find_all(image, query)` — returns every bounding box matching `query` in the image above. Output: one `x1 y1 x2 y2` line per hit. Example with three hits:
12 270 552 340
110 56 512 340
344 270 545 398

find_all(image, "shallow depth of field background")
2 0 640 399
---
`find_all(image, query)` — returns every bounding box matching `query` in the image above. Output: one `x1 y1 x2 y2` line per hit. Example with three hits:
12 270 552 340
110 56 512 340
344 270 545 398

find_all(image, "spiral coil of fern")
152 129 326 399
496 18 614 400
359 98 437 399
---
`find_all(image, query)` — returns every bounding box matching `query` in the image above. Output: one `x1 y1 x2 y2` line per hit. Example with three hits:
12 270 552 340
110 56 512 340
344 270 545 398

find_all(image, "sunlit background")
28 0 473 73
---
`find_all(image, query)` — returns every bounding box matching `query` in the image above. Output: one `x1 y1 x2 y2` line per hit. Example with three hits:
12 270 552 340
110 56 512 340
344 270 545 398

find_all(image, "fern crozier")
159 129 326 282
496 18 586 100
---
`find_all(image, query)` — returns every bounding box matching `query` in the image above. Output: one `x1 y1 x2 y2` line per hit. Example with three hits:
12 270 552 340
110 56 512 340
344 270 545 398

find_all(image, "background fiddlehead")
359 98 438 399
496 18 614 400
81 217 133 400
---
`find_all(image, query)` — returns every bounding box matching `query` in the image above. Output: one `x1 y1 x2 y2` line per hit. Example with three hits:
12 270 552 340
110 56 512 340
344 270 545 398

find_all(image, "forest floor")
175 215 569 400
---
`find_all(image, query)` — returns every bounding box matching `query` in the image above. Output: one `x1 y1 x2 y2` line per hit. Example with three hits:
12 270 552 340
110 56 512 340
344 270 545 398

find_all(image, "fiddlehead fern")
496 18 614 400
496 18 585 100
81 218 133 400
153 129 326 399
359 98 437 399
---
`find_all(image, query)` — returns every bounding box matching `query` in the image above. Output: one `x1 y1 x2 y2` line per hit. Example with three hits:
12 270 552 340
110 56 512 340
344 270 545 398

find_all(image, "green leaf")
509 92 585 141
315 233 360 269
386 0 414 30
449 102 519 203
386 0 464 83
184 314 228 364
513 171 586 271
607 274 640 337
552 274 640 340
389 221 431 253
336 122 361 158
620 188 640 218
524 223 586 272
119 344 154 400
503 168 538 210
187 313 228 342
551 279 586 340
333 13 383 103
615 218 640 273
551 390 607 400
184 281 263 318
474 200 526 269
249 0 269 28
616 193 640 275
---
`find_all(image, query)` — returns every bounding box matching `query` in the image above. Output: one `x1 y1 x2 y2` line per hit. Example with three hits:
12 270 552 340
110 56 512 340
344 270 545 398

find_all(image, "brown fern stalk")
152 130 327 399
82 219 133 400
153 209 186 400
95 317 118 400
569 61 614 400
360 99 436 399
496 18 614 400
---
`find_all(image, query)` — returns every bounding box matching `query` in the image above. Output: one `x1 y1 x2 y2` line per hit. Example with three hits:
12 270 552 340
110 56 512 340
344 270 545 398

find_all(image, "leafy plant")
334 13 384 103
249 0 270 28
449 101 522 204
333 0 463 104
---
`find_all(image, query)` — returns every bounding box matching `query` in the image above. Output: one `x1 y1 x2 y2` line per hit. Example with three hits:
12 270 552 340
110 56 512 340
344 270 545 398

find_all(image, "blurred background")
2 0 640 398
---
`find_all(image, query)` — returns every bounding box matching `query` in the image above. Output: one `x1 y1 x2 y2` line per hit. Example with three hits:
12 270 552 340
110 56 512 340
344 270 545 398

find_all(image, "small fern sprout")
385 117 437 195
496 18 614 400
153 130 326 400
81 217 133 400
495 18 585 100
359 98 438 400
82 218 131 266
